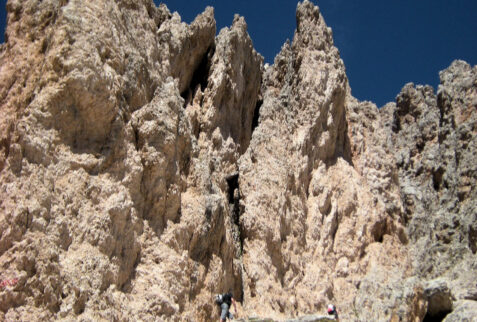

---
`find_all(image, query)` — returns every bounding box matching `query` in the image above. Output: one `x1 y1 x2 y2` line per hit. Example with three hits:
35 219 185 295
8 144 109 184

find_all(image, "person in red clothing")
327 304 339 320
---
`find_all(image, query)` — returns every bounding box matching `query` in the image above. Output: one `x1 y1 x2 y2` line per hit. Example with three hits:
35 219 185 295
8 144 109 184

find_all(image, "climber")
327 304 339 320
216 290 237 321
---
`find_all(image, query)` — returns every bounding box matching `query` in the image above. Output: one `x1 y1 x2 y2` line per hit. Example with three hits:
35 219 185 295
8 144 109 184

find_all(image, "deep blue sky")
1 1 476 107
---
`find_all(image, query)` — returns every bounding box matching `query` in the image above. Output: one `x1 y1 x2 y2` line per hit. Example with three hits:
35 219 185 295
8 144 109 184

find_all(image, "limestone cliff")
0 0 475 321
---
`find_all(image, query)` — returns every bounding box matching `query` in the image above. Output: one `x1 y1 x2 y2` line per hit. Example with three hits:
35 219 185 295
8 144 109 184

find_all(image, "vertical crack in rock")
120 248 141 293
227 173 242 254
198 14 263 155
0 125 12 172
180 45 215 108
251 97 262 134
469 225 477 254
432 167 445 191
226 172 245 303
227 173 239 204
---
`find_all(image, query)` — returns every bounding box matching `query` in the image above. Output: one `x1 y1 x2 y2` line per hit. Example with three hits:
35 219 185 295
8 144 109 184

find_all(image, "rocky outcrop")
383 60 477 320
237 2 412 320
236 315 337 322
0 0 475 321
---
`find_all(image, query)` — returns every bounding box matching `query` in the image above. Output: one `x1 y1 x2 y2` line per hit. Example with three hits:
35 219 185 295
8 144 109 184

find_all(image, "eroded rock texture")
0 0 475 321
384 60 477 321
238 2 412 320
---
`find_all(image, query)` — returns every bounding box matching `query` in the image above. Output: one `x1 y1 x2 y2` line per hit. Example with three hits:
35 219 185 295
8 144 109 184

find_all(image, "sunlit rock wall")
0 0 475 321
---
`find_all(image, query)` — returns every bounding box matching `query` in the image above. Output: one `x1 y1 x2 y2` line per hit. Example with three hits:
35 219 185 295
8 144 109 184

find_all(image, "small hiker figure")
215 290 237 321
327 304 339 320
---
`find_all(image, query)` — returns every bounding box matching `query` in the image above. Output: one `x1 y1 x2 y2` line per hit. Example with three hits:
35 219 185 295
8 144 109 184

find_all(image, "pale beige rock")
443 300 477 322
0 0 475 321
237 1 410 320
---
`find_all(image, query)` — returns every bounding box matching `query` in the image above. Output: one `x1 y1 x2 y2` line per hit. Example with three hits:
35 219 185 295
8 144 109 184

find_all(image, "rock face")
385 60 477 321
0 0 475 321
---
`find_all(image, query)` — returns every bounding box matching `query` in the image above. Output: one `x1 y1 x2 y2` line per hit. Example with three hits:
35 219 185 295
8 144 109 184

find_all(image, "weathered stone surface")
443 300 477 322
384 60 477 320
237 1 410 320
0 0 255 320
285 315 336 322
235 315 335 322
0 0 475 321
